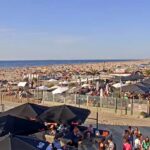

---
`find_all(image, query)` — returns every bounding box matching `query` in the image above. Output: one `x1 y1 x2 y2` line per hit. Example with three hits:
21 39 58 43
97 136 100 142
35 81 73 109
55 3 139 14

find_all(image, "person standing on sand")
123 138 132 150
142 137 150 150
134 135 142 150
106 138 115 150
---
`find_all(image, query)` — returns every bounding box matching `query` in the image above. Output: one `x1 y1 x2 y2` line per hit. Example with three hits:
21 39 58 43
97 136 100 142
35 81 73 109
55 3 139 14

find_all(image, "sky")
0 0 150 60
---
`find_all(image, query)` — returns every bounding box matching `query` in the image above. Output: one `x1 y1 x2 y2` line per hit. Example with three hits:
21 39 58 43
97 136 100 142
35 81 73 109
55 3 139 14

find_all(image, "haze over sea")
0 59 135 68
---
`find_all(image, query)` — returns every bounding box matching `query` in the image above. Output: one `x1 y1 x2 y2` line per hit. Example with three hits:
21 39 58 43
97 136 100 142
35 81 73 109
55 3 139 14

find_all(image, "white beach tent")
18 82 28 87
48 79 58 82
59 81 69 85
52 87 69 95
36 85 49 91
49 85 60 90
82 84 90 88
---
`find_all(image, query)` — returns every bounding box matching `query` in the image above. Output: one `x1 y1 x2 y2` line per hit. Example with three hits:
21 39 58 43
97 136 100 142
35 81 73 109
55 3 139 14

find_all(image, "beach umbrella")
0 103 49 120
121 84 149 94
39 105 90 124
0 134 50 150
0 115 46 137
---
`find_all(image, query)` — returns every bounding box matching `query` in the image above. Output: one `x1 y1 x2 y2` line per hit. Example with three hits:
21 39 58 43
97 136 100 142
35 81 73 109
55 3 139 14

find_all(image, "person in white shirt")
134 135 141 150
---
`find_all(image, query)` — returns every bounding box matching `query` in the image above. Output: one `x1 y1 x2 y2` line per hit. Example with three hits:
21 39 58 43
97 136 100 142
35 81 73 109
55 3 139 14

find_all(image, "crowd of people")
44 123 95 150
42 122 114 150
123 126 150 150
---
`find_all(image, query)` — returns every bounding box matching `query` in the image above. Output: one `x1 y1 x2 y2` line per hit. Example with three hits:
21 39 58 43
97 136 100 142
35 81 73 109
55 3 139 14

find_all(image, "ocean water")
0 59 133 68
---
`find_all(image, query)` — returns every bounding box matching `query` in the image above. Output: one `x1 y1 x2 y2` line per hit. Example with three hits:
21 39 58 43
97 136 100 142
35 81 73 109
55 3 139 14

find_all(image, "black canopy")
143 78 150 85
0 134 49 150
0 115 46 137
0 103 49 120
39 105 90 124
121 84 149 94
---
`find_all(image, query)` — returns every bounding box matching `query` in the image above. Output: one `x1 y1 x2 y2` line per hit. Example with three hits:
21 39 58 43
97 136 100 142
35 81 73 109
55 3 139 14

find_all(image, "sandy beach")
0 59 149 82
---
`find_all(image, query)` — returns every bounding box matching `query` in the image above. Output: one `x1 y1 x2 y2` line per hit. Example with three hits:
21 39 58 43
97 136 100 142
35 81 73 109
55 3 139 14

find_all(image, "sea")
0 59 134 68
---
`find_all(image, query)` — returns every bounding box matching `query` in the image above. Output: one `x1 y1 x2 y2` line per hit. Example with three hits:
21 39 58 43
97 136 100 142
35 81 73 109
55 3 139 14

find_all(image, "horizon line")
0 58 143 62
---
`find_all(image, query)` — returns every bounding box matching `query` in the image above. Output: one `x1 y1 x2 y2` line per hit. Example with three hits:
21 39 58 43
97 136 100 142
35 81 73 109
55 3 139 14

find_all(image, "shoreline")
0 59 143 69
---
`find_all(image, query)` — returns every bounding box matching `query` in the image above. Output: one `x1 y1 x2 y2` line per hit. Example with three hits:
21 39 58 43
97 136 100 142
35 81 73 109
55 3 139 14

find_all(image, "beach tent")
143 78 150 85
48 79 58 82
0 103 49 119
136 82 150 91
112 83 128 88
0 134 50 150
52 87 69 94
39 105 91 124
18 82 28 87
81 84 90 88
49 85 60 90
36 86 49 91
113 73 144 82
0 115 45 137
68 87 81 94
121 84 149 94
59 81 69 85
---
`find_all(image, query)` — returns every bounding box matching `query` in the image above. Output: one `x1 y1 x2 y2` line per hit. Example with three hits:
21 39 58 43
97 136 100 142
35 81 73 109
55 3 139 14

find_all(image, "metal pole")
147 100 150 115
96 106 98 129
115 98 117 113
87 95 89 107
131 98 133 115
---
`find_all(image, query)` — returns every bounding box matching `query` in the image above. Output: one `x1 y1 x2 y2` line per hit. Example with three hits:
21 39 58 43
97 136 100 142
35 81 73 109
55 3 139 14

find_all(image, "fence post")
131 98 133 115
107 97 108 108
120 98 123 115
125 99 127 115
100 97 103 108
99 96 101 108
87 95 89 107
96 107 99 129
115 98 117 113
74 94 77 105
147 100 150 115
